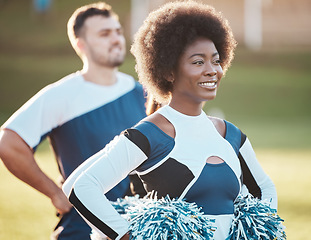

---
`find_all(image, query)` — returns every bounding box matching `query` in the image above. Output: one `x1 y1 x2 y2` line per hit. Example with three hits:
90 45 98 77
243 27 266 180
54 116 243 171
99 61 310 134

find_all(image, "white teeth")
199 82 216 87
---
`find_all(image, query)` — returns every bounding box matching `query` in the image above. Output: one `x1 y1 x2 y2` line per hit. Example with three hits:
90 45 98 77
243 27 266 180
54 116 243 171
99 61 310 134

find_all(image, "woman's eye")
214 59 221 65
193 60 204 65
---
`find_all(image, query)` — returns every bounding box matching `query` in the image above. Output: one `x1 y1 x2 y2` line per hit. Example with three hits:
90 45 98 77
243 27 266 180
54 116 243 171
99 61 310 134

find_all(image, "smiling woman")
62 1 283 240
169 38 224 114
131 2 236 106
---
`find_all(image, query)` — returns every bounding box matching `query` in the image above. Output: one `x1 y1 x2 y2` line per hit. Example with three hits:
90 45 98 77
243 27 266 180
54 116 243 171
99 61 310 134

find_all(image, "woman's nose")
204 63 217 76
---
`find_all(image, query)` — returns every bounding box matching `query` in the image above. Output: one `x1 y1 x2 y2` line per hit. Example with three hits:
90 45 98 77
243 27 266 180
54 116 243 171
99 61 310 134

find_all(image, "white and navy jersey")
63 105 277 240
2 71 146 200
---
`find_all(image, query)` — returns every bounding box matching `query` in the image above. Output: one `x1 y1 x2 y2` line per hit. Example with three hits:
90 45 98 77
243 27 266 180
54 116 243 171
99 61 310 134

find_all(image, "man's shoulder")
116 71 135 81
117 72 141 86
117 72 144 92
39 72 83 96
50 72 83 88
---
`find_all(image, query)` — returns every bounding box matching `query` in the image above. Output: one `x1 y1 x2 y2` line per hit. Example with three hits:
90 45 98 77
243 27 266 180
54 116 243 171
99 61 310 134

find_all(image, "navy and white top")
2 71 146 200
63 105 277 240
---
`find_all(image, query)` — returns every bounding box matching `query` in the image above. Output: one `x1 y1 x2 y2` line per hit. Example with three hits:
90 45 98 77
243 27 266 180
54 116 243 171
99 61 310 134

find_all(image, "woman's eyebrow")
188 53 205 59
212 52 219 57
188 51 219 59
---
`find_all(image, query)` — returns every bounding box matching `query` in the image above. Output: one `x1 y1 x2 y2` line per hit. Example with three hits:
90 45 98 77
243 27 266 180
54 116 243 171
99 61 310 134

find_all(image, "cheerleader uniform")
63 105 277 240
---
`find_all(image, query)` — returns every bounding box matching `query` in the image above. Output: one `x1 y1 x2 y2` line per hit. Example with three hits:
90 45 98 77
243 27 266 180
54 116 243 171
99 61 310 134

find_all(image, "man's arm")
0 129 72 215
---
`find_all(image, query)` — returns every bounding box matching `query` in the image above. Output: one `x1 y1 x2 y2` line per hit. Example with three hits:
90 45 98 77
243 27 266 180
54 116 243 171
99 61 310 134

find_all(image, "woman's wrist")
120 232 130 240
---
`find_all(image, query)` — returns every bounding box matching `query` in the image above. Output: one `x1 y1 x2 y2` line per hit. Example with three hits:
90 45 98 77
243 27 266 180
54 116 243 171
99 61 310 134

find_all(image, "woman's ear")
167 72 175 83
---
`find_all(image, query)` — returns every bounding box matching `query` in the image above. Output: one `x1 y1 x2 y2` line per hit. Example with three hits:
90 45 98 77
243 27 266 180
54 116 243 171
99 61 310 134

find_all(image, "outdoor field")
0 1 310 239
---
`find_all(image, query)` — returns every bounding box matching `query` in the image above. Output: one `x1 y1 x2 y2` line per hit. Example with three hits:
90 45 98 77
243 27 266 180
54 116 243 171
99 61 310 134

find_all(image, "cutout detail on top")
206 156 224 164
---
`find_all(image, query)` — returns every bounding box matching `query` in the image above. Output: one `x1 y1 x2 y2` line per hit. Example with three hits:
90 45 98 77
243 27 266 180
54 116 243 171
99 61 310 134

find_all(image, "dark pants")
51 208 92 240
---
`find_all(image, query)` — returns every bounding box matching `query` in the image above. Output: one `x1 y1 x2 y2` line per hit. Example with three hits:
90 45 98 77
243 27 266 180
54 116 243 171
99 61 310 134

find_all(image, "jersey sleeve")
239 137 278 209
225 120 278 209
63 131 150 240
1 85 65 150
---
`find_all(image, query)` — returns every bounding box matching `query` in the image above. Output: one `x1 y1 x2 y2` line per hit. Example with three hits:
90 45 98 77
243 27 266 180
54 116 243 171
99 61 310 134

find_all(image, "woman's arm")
63 133 149 240
222 120 277 209
239 137 278 209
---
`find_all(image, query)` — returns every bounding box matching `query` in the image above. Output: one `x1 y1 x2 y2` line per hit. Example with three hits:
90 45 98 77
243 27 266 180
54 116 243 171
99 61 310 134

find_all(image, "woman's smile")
198 80 218 89
169 38 223 114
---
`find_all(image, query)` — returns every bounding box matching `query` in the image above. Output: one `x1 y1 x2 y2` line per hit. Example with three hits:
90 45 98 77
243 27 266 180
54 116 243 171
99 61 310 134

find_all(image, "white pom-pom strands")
226 195 286 240
91 194 286 239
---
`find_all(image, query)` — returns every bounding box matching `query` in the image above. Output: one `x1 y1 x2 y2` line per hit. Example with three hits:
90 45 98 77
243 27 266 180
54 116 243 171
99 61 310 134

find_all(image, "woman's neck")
169 98 203 116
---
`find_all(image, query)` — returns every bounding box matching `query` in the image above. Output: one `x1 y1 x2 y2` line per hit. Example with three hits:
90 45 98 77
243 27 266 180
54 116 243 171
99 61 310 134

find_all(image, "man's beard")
106 54 125 67
89 47 125 68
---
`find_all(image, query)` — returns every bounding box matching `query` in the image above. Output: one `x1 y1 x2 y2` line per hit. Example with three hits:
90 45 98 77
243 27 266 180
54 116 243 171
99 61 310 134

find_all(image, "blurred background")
0 0 310 239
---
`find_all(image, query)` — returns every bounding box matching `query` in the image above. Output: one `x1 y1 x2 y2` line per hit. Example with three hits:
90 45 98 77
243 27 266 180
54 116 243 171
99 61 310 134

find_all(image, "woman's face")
171 38 223 105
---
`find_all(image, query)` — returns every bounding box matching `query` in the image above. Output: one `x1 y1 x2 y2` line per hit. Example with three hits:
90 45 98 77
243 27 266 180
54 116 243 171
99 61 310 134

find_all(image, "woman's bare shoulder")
208 116 226 138
144 113 175 138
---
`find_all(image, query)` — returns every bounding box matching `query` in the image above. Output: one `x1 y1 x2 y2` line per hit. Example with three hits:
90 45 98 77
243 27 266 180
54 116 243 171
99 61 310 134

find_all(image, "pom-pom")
104 194 216 239
91 195 216 239
226 195 286 240
111 194 142 215
123 195 216 239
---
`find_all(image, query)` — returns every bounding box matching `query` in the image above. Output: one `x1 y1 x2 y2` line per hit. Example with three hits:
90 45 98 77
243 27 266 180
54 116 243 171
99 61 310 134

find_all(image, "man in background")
0 2 146 239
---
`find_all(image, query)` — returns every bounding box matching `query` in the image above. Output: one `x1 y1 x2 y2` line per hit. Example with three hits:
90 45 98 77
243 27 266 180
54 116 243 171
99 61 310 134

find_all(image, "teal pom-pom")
110 194 141 215
226 194 286 240
112 195 216 240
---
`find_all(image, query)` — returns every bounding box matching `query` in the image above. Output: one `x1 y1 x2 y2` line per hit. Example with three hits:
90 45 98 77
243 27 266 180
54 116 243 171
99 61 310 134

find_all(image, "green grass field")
1 0 311 239
1 147 310 239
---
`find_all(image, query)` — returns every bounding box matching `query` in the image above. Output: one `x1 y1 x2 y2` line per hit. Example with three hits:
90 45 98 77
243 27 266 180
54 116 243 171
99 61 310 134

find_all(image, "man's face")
80 15 126 68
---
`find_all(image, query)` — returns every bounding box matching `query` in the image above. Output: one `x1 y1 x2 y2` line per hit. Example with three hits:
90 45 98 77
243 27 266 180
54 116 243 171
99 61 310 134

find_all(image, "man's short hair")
67 2 119 55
